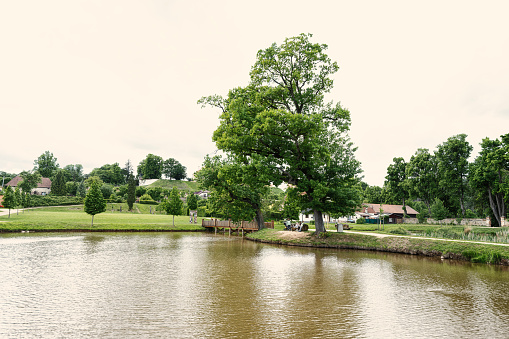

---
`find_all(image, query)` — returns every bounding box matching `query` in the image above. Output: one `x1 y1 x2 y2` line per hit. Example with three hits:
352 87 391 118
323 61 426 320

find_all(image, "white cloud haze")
1 0 508 186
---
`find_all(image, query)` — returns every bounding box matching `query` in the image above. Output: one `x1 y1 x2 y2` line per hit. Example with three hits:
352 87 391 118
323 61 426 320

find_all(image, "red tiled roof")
359 203 419 215
5 176 51 188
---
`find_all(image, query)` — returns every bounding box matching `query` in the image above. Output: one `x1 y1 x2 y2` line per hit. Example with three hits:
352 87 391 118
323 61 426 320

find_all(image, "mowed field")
0 205 205 232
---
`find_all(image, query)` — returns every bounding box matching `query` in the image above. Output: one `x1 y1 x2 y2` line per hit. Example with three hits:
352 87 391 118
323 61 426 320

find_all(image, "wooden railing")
202 219 274 230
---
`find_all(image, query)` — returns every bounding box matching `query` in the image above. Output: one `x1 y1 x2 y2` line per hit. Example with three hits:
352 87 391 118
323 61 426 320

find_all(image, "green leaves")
161 187 183 226
250 33 338 115
199 34 362 232
469 133 509 226
84 179 106 225
33 151 59 179
51 170 67 196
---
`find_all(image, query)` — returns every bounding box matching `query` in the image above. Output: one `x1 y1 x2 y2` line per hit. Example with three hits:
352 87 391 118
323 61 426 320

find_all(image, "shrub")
417 214 427 224
30 195 84 207
197 206 207 217
465 209 477 218
389 227 409 235
139 194 158 205
356 218 366 224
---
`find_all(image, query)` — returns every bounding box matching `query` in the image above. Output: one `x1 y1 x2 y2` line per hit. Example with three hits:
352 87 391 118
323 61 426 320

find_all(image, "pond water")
1 232 508 338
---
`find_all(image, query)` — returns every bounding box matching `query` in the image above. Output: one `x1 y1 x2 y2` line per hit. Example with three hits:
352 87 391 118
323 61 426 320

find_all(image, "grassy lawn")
0 205 205 232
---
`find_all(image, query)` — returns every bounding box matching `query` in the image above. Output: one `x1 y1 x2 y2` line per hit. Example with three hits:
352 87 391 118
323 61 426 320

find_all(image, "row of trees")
197 34 362 232
370 133 509 226
2 152 189 200
137 154 187 180
28 151 188 184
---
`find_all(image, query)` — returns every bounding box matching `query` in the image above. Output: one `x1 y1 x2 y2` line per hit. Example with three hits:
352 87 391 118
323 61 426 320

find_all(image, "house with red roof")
5 176 52 196
356 203 419 224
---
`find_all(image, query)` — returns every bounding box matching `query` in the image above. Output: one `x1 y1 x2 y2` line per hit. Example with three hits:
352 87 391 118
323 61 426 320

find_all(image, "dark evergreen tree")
51 170 67 196
126 170 136 211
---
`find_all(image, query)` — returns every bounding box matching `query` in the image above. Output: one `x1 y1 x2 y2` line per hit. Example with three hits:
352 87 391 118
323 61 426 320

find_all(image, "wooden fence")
202 219 274 234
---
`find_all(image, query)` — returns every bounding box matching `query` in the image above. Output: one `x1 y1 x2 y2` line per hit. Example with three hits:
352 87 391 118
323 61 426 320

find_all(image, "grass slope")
148 179 201 192
247 228 509 265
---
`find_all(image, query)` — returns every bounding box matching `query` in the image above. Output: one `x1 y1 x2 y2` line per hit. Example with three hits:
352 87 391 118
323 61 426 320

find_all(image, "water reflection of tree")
83 234 106 254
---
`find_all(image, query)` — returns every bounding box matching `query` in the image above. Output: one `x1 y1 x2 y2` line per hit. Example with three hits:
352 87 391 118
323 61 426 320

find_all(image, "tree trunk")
173 215 175 226
255 208 265 230
91 215 94 227
314 209 326 233
488 189 501 227
459 185 466 217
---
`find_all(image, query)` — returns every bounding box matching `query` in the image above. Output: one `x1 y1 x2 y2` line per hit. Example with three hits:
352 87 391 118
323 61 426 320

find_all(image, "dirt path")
276 230 310 240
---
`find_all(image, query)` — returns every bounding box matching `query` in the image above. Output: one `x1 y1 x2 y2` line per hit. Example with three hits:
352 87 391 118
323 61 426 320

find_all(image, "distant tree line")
363 133 509 226
1 152 190 205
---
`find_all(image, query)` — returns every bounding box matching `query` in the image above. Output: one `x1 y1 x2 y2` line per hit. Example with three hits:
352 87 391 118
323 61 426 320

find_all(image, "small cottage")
5 176 52 196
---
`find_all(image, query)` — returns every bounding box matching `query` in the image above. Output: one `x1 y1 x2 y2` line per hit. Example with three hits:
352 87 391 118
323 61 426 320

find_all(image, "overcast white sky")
1 0 508 186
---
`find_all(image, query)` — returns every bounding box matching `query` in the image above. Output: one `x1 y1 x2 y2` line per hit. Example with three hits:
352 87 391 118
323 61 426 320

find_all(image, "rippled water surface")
1 232 509 338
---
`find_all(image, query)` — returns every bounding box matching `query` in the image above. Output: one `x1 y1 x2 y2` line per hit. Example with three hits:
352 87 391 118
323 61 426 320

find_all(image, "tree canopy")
90 163 125 185
163 158 187 180
385 157 409 213
187 193 198 211
84 178 106 226
435 134 472 217
200 34 362 232
405 148 438 215
469 134 509 226
161 187 183 226
195 155 270 229
62 164 84 182
2 185 16 218
33 151 59 178
137 154 163 179
51 170 67 196
18 171 42 194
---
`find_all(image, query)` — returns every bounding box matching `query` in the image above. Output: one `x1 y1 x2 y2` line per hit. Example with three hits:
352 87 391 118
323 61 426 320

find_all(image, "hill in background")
147 179 201 192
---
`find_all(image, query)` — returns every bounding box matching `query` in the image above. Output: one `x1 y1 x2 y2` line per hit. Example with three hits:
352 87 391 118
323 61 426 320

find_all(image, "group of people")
284 219 307 232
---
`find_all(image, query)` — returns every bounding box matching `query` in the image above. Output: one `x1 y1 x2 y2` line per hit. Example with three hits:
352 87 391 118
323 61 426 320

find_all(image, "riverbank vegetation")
247 228 509 265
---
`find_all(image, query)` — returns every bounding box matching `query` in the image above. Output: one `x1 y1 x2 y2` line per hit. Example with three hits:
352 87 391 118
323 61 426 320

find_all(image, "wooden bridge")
202 219 274 236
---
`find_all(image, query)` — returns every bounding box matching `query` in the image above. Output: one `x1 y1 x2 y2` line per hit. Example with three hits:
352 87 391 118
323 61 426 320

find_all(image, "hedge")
29 196 84 207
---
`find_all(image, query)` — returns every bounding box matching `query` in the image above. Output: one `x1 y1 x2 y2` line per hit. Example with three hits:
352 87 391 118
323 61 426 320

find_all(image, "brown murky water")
1 232 508 338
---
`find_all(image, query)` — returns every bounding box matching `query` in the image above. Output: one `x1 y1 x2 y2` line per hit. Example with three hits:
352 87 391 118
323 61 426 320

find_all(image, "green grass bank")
0 205 205 232
246 228 509 266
